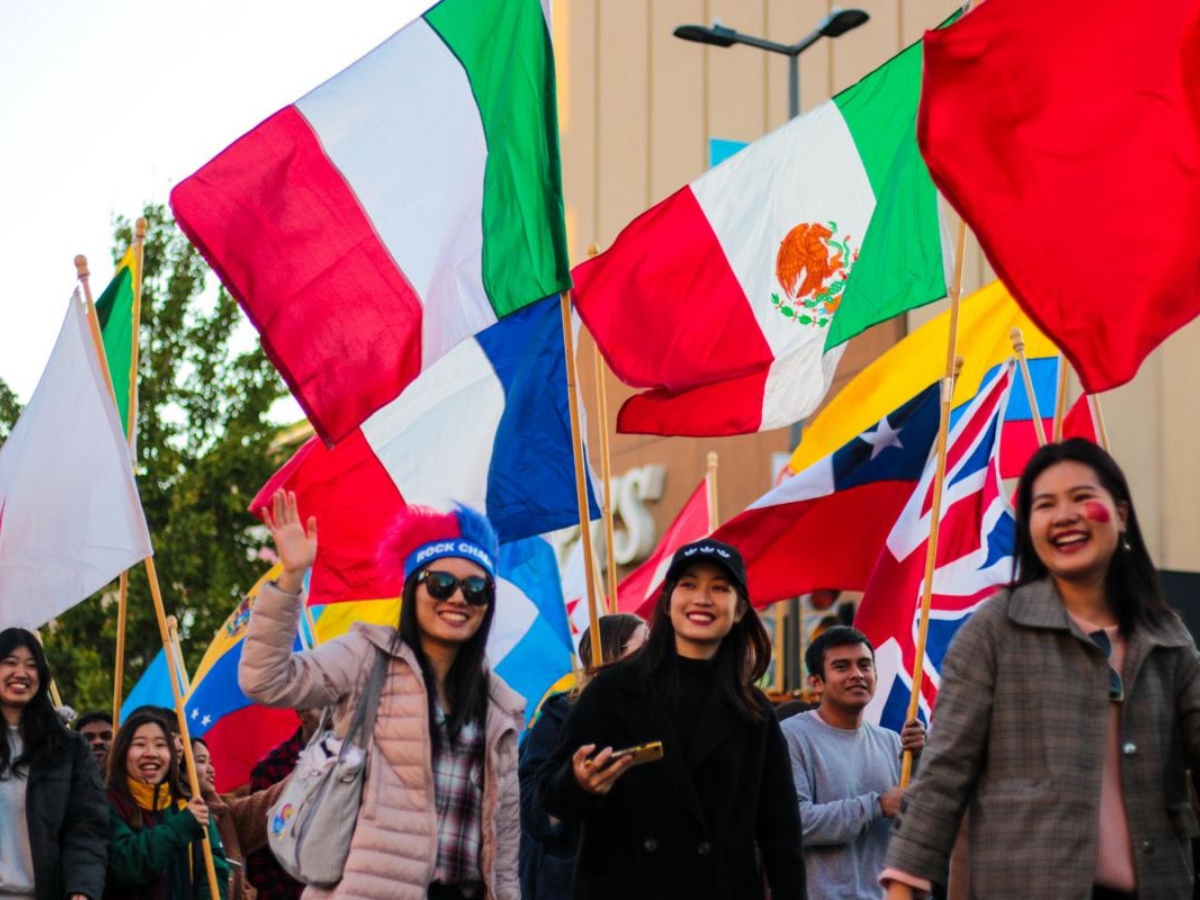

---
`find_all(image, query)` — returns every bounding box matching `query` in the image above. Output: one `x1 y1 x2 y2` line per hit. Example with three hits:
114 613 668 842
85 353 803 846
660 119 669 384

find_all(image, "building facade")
553 0 1200 677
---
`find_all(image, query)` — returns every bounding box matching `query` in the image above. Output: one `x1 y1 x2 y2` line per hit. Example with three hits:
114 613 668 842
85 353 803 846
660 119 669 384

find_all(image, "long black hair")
633 573 772 722
1012 438 1172 633
0 628 68 779
394 569 496 755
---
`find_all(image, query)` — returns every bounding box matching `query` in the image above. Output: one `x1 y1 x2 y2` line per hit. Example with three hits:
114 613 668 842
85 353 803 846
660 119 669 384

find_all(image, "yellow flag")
790 281 1058 473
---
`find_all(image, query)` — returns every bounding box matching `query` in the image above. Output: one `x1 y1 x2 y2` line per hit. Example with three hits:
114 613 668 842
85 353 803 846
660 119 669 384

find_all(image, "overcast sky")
0 1 433 404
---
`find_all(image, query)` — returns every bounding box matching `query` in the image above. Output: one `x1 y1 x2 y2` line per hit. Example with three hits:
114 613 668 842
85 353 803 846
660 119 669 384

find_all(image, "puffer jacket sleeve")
493 712 524 900
60 738 109 900
238 581 365 709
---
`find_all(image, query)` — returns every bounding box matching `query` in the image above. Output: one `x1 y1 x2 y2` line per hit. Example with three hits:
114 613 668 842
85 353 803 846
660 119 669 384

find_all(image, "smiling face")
192 741 216 794
668 562 744 660
413 556 490 657
811 641 877 714
0 644 39 714
1029 460 1127 587
126 722 173 786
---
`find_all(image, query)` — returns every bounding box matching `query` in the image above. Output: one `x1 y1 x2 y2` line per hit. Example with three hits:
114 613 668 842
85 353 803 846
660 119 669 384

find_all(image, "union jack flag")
856 361 1017 732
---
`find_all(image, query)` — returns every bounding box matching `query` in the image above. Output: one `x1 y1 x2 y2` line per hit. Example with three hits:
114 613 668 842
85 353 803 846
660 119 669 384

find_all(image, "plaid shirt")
432 708 485 886
245 727 306 900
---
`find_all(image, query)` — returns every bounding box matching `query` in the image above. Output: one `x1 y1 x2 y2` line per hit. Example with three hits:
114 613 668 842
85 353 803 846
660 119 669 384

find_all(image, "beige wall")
554 0 1199 576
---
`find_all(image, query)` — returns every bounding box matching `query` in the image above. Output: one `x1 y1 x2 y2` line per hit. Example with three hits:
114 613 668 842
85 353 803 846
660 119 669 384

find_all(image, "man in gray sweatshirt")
781 626 925 900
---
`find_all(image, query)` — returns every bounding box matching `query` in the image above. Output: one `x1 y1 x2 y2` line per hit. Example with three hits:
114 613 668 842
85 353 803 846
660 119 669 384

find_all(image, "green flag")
823 14 959 350
93 246 138 435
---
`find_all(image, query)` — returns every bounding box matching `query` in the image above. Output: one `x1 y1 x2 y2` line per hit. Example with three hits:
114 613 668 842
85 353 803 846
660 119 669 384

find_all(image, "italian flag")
94 246 138 435
171 0 570 445
574 26 953 436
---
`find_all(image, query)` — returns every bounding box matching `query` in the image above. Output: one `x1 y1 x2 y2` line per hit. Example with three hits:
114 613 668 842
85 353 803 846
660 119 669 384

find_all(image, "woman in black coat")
518 613 647 900
0 628 108 900
537 540 806 899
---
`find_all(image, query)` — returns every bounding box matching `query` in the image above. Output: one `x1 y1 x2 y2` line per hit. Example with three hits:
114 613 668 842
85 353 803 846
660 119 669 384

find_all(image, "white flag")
0 291 152 627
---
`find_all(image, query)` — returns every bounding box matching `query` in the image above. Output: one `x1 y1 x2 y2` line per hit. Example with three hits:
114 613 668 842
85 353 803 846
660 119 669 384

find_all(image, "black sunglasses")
417 570 494 606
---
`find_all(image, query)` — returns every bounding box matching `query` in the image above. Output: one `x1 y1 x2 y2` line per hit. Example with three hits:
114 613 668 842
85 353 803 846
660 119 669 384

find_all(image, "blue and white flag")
254 296 602 605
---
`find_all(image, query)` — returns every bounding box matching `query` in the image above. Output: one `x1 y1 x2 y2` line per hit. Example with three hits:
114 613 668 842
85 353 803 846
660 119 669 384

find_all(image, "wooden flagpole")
166 616 191 694
706 452 719 532
1052 354 1070 442
589 244 620 616
560 292 604 669
74 257 116 406
76 243 220 898
900 218 969 787
145 558 222 900
113 218 147 725
1009 328 1047 447
303 603 322 648
1090 394 1111 452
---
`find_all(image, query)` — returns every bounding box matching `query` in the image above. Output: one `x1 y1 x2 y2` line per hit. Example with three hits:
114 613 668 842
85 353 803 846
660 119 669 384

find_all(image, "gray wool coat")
884 578 1200 899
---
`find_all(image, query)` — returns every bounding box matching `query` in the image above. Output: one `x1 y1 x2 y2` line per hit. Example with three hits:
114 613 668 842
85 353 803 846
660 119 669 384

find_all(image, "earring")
1120 533 1131 552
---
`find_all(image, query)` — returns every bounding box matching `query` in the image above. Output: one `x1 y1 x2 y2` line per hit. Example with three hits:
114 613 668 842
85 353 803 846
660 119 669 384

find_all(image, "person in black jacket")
519 613 648 900
537 540 806 899
0 627 108 900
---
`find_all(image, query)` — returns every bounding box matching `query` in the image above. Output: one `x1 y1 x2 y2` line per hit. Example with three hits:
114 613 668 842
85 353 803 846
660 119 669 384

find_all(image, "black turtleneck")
668 654 717 756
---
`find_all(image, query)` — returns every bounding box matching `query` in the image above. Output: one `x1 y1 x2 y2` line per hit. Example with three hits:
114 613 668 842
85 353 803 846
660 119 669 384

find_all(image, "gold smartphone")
608 740 664 767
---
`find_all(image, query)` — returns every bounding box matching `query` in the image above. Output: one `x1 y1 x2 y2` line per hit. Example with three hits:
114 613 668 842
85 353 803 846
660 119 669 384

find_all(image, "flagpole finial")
135 218 148 239
953 355 964 378
74 255 89 280
1009 326 1026 354
586 243 600 258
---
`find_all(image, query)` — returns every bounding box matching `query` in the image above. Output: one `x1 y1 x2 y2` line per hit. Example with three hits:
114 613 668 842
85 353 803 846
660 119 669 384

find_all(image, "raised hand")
261 489 317 593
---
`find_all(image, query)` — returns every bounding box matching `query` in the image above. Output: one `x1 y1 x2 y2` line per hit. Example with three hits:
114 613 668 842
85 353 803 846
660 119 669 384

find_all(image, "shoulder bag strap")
338 649 388 759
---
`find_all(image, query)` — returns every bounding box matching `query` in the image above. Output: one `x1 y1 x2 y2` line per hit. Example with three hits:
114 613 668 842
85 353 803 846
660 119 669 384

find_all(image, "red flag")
919 0 1200 392
617 480 711 619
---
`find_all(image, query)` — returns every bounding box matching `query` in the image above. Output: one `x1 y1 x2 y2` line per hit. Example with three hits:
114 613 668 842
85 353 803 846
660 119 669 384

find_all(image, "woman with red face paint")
536 539 806 899
883 439 1200 900
239 491 524 900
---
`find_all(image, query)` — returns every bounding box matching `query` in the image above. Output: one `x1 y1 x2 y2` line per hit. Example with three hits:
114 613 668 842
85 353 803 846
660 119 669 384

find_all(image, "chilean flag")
713 382 943 606
856 363 1016 732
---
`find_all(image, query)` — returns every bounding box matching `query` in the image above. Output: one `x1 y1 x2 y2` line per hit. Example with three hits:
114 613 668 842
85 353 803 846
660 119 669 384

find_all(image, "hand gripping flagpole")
900 218 968 787
560 290 605 670
76 242 221 900
1009 327 1048 447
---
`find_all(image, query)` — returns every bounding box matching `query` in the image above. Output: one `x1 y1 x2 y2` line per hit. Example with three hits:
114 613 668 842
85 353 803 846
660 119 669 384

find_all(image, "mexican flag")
94 246 138 436
171 0 570 445
574 24 953 436
0 293 153 628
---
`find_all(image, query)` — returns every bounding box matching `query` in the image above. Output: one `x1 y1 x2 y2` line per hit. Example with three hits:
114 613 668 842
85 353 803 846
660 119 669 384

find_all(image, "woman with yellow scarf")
104 709 229 899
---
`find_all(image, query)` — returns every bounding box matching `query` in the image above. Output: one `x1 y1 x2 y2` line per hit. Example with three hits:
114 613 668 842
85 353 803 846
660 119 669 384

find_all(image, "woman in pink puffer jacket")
239 491 524 900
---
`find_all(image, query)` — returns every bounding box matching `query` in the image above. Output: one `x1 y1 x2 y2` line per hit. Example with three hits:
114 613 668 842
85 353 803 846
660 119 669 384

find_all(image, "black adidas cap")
664 539 748 595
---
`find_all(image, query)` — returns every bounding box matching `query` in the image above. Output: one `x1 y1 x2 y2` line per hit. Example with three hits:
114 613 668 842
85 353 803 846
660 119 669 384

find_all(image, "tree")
0 377 20 442
41 203 287 713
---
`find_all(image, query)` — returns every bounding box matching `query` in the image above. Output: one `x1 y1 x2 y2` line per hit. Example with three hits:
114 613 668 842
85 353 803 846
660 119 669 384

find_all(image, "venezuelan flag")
790 281 1060 479
94 246 139 433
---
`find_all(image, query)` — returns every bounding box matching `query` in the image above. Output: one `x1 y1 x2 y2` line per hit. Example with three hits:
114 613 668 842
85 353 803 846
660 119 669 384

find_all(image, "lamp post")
674 8 870 694
673 8 870 120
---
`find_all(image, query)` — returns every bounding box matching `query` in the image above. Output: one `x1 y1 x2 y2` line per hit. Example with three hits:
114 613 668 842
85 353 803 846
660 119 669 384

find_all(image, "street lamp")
674 8 869 692
673 9 870 119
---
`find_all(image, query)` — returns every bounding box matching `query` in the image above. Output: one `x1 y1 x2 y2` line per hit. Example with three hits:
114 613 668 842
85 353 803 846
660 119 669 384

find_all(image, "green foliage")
0 377 20 442
41 203 287 715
